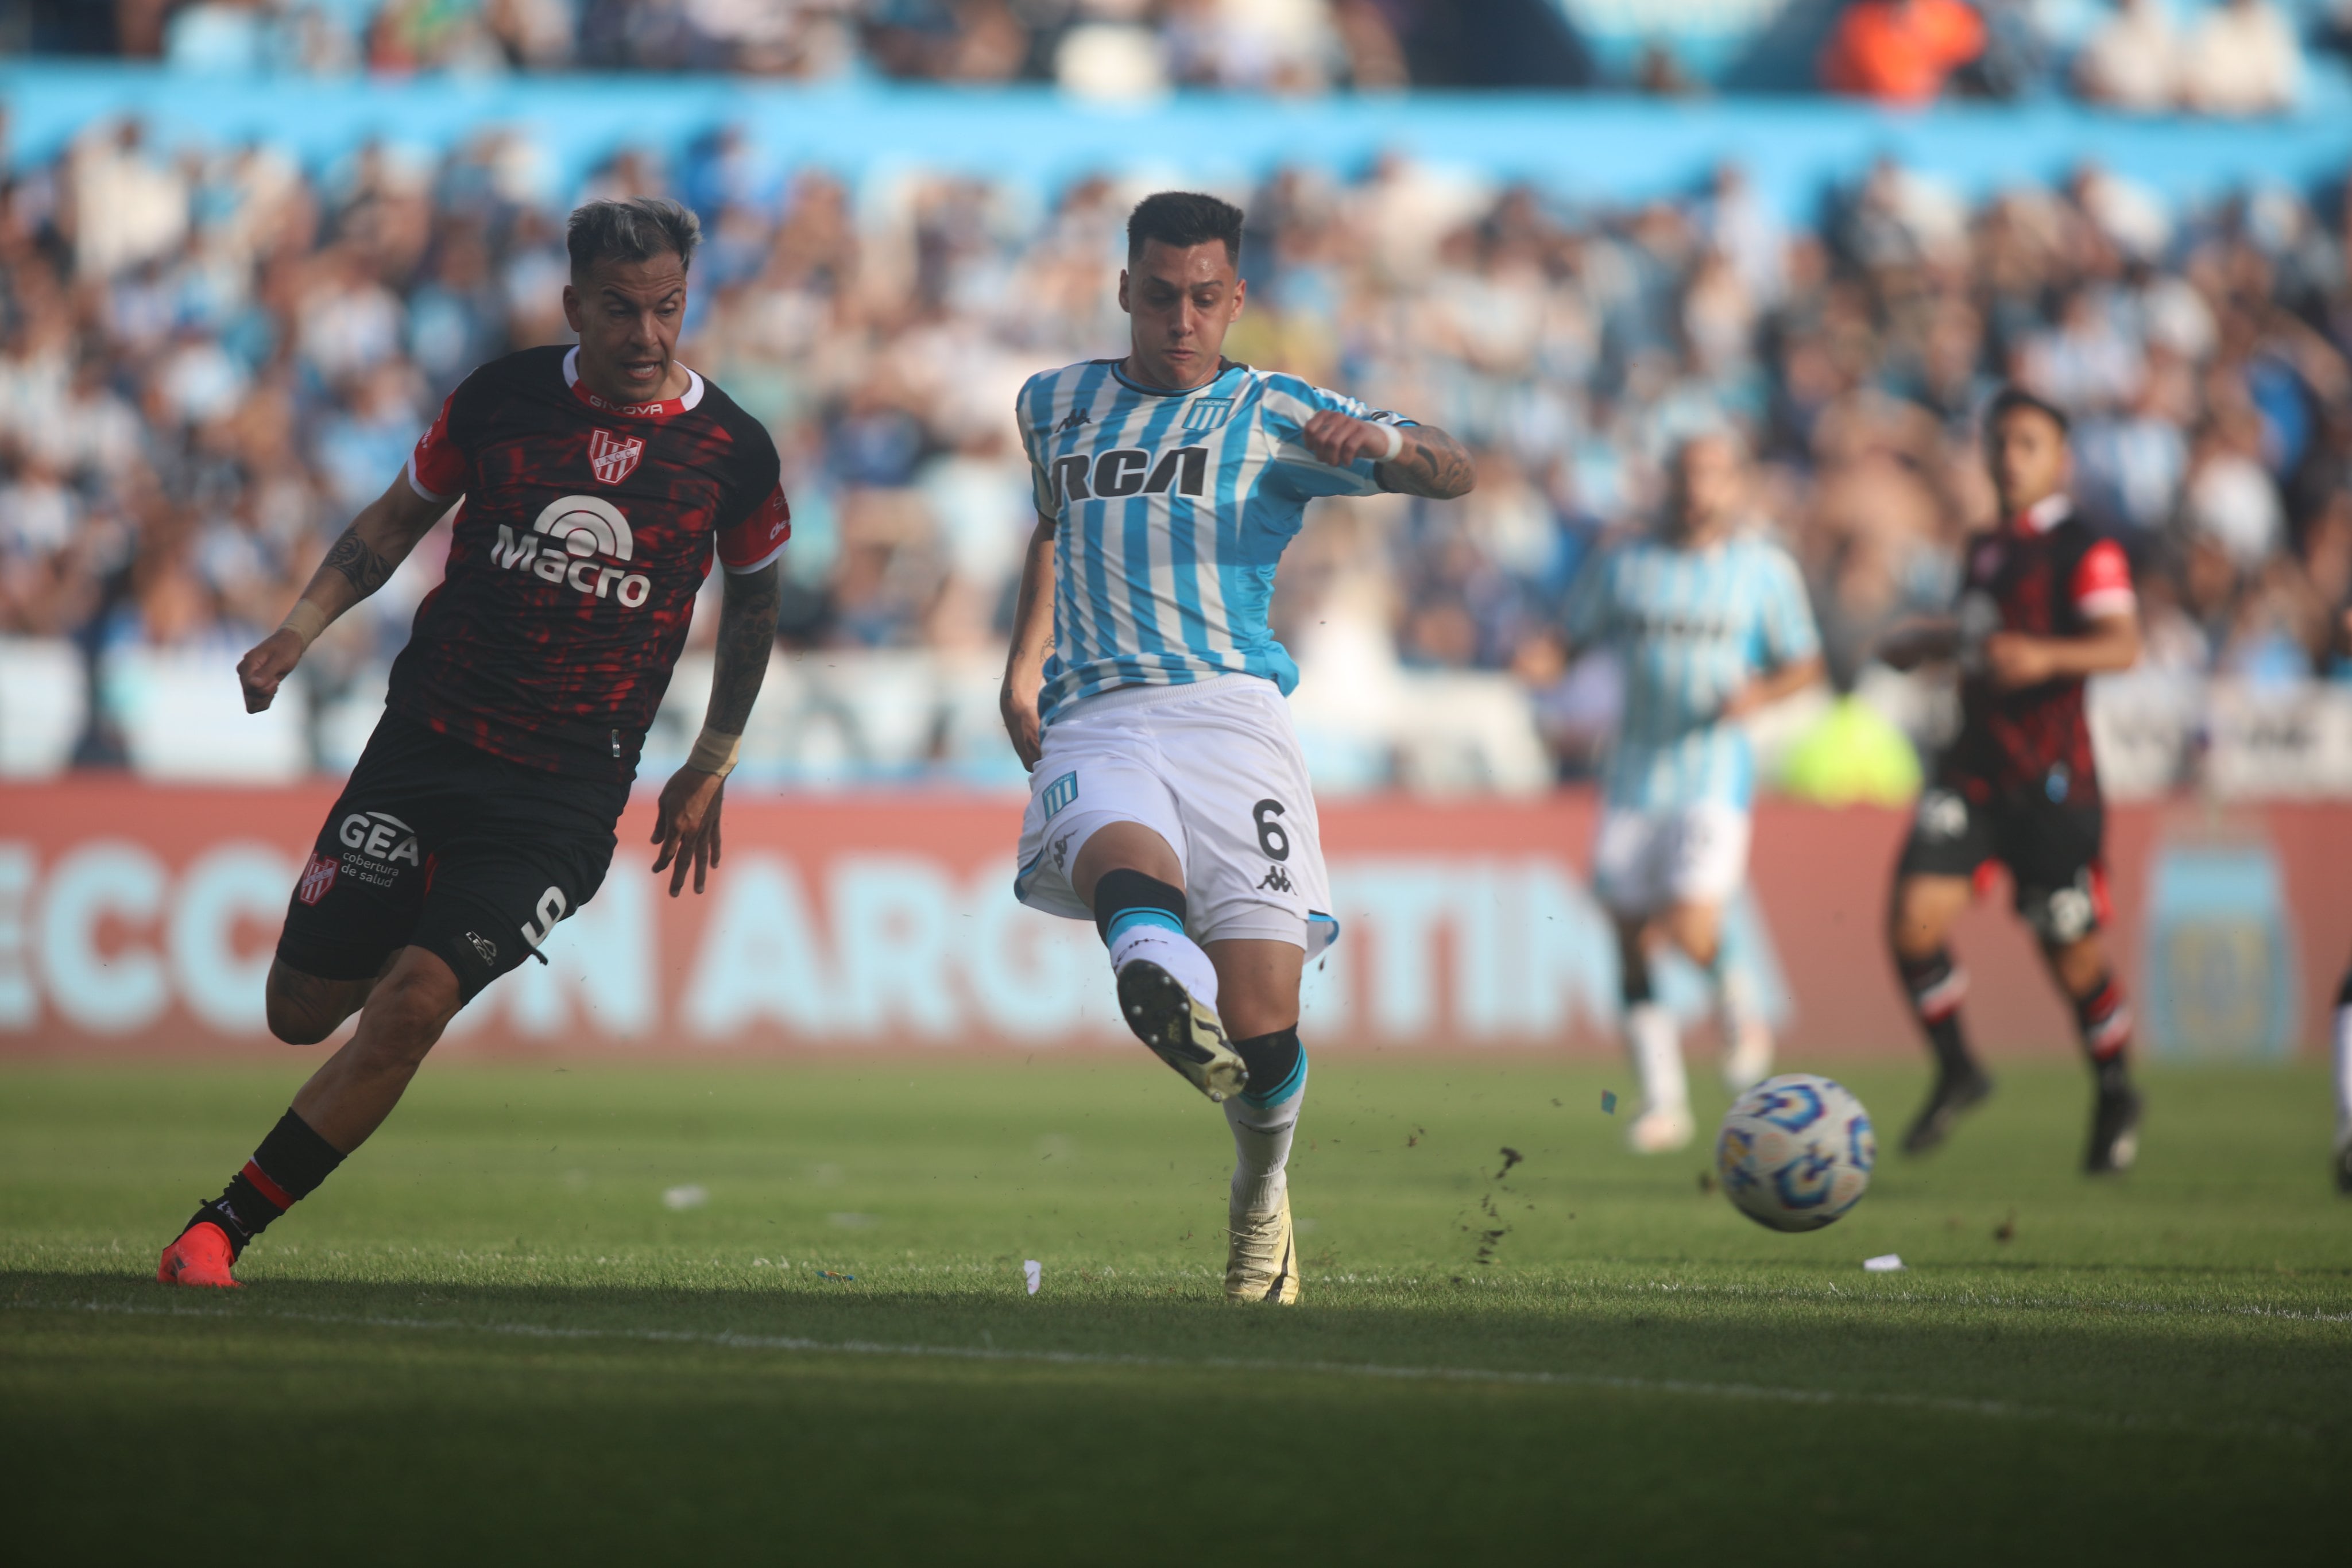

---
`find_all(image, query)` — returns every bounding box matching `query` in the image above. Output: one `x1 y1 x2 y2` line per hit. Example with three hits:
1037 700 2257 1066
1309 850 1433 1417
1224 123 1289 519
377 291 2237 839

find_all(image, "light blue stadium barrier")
5 64 2351 221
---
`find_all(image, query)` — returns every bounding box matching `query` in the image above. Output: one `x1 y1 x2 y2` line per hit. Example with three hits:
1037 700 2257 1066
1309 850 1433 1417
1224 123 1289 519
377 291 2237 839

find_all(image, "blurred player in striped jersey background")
1561 431 1825 1153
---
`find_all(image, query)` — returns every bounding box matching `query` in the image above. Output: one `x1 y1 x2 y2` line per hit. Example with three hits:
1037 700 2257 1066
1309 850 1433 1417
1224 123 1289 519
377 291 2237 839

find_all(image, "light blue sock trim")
1105 907 1186 944
1240 1046 1308 1110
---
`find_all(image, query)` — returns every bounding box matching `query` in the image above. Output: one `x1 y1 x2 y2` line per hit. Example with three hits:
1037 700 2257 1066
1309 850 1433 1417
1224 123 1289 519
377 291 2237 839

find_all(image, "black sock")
1232 1026 1304 1108
1092 869 1187 944
185 1109 346 1258
1897 950 1976 1077
2072 973 2133 1093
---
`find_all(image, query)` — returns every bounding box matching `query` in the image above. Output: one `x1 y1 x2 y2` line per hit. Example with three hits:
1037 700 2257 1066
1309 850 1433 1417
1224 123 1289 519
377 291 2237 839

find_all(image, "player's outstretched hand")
651 765 726 897
1000 680 1043 772
236 628 306 714
1299 410 1393 469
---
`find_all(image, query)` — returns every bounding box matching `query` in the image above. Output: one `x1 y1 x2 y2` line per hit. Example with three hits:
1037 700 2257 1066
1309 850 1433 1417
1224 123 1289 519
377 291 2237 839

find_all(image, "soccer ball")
1716 1074 1876 1233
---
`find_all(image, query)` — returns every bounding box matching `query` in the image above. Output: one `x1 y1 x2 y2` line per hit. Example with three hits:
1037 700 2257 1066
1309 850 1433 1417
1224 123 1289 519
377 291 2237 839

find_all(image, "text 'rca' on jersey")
1052 445 1209 504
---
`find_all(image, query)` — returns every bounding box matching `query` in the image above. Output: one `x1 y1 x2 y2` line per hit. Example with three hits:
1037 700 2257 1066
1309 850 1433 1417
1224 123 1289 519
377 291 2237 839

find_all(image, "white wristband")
687 726 742 779
281 601 331 649
1376 423 1405 462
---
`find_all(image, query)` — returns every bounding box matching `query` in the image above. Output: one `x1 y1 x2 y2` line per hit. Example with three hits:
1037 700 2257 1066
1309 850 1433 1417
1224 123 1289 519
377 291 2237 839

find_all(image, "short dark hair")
1127 191 1244 267
567 197 701 278
1985 384 2070 438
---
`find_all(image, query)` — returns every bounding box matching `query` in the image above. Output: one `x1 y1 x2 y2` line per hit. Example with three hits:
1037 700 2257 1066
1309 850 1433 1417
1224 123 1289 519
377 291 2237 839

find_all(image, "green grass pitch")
3 1054 2346 1563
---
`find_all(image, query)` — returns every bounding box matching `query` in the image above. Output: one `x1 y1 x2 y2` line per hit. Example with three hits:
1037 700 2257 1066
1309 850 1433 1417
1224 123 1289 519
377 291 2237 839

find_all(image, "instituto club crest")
296 853 338 906
589 428 644 486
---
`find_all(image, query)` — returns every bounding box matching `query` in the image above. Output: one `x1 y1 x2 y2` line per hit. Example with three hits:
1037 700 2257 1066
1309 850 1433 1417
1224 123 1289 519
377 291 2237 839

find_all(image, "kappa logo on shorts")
1256 865 1294 893
296 853 338 905
465 931 499 965
1040 771 1078 822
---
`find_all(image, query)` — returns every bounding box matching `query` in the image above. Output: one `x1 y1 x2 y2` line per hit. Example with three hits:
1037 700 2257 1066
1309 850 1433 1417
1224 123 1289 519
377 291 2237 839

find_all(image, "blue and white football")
1716 1074 1875 1233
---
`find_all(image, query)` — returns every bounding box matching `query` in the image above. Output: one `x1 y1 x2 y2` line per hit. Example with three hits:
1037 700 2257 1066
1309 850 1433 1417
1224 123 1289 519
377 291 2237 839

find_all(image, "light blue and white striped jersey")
1018 358 1408 721
1564 531 1820 810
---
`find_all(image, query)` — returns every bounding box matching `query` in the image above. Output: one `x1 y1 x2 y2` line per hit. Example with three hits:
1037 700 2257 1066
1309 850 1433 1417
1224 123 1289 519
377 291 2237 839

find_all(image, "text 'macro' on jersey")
1018 358 1410 722
1564 528 1821 810
1944 493 2135 805
394 345 789 780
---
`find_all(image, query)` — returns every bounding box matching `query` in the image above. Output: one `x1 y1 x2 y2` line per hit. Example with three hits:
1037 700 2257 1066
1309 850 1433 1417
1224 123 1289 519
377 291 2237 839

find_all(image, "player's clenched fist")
236 627 307 714
1000 680 1043 772
1298 409 1402 470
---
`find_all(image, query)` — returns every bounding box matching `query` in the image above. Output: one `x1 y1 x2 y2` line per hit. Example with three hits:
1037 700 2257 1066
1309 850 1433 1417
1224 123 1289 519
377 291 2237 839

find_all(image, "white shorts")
1014 675 1338 954
1592 802 1752 917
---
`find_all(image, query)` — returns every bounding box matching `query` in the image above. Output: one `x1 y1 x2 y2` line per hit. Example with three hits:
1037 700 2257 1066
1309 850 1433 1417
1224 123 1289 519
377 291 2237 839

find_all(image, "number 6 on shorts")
1253 799 1290 862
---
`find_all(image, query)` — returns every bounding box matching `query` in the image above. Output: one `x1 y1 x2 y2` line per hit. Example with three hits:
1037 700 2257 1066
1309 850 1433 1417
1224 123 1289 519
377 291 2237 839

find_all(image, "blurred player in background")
1882 388 2143 1172
157 199 791 1288
1000 192 1475 1302
2337 607 2352 1193
2336 946 2352 1194
1561 431 1825 1152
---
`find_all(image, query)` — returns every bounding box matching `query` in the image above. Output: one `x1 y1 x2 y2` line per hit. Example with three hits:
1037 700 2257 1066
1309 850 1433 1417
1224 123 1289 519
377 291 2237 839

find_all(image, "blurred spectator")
2 99 2349 777
37 0 2344 113
1819 0 1987 106
2072 0 2179 113
2179 0 2304 117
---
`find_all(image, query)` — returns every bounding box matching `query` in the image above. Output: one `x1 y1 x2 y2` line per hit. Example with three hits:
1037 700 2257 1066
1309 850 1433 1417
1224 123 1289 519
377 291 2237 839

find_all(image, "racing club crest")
589 428 644 486
1180 397 1235 434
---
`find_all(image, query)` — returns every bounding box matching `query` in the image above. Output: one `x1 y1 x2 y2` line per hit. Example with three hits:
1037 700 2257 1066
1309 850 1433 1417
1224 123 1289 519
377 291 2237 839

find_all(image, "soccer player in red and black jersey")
156 198 791 1287
1881 388 2145 1173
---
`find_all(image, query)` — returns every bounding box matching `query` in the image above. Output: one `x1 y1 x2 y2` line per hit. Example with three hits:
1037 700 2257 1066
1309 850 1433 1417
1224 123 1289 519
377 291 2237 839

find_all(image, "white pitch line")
7 1296 2316 1443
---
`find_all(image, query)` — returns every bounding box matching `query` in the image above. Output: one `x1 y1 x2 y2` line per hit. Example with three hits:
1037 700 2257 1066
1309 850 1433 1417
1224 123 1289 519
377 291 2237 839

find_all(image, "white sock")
1712 956 1764 1048
1225 1071 1305 1218
2333 997 2352 1142
1108 922 1219 1011
1626 1001 1688 1117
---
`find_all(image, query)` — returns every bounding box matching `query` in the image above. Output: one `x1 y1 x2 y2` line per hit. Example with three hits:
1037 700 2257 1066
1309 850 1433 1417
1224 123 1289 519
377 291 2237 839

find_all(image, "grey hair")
566 197 701 278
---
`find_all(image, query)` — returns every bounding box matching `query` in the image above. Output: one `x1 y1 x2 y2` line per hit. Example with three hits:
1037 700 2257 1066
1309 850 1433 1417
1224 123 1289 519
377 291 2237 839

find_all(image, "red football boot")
156 1222 241 1288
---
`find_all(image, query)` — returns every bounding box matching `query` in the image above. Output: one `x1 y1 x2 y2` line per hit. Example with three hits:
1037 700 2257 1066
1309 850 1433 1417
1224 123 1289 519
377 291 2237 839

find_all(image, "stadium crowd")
1 107 2349 773
15 0 2344 107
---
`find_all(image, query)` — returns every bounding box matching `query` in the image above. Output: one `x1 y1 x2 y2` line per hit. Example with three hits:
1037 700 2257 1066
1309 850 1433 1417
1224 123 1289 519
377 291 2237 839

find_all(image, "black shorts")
277 714 630 1003
1895 782 2109 943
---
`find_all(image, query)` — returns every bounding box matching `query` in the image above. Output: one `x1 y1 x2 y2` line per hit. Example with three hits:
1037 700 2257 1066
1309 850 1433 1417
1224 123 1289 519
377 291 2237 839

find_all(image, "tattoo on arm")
1377 427 1477 500
322 528 397 598
706 567 782 734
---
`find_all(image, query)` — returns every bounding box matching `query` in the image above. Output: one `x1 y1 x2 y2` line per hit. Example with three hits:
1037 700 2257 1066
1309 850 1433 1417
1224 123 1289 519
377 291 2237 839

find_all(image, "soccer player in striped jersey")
1561 431 1824 1153
2329 609 2351 1194
1000 191 1474 1302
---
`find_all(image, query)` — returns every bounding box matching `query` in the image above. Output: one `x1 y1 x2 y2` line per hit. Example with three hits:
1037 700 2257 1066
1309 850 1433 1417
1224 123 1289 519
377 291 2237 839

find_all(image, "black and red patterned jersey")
386 345 789 781
1940 494 2135 806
